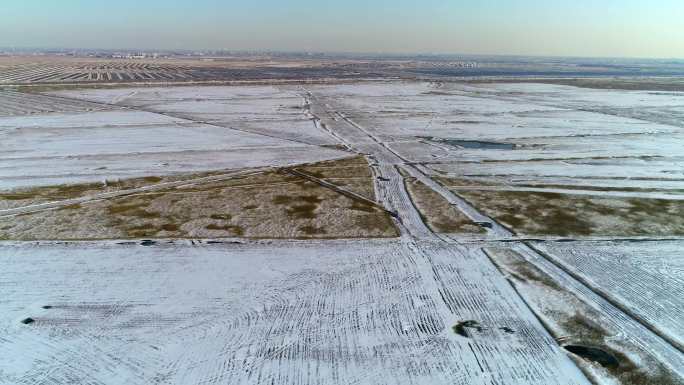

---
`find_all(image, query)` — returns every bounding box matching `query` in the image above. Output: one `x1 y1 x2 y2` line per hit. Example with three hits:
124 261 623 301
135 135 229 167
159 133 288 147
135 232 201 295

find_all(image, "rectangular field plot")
0 240 588 385
0 158 398 240
51 86 339 146
532 240 684 351
0 61 200 84
0 87 348 189
0 90 109 116
303 82 684 239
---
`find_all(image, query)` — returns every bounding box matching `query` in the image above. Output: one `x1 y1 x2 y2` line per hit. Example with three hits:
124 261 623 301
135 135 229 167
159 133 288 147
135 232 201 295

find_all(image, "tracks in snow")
302 86 684 381
0 240 591 385
3 85 682 383
513 242 684 378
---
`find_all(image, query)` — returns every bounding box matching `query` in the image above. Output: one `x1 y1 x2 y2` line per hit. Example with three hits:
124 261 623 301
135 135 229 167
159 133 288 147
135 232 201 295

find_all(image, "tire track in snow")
511 242 684 379
0 240 591 384
303 89 436 239
302 84 684 383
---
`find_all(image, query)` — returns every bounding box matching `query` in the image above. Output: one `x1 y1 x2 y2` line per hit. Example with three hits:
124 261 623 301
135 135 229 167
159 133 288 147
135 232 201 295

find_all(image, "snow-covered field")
0 87 347 189
533 241 684 351
51 86 339 145
2 81 683 384
0 90 108 116
302 82 684 193
0 240 588 385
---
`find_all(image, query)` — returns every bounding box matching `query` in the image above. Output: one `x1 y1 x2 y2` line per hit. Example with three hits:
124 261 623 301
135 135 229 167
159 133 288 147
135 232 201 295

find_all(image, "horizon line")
2 46 683 62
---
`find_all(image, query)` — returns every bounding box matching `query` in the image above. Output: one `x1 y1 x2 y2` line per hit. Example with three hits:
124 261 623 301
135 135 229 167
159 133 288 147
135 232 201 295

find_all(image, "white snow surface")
4 82 683 384
0 89 347 189
51 86 339 146
533 240 684 352
301 81 684 193
0 240 589 385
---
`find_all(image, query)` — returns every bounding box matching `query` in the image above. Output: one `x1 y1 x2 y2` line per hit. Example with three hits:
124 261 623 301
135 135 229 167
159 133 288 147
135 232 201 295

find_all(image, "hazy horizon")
2 0 684 59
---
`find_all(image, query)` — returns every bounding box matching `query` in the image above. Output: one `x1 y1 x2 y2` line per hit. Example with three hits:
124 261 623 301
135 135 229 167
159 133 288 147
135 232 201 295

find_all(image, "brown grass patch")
456 189 684 237
405 178 482 233
0 157 398 240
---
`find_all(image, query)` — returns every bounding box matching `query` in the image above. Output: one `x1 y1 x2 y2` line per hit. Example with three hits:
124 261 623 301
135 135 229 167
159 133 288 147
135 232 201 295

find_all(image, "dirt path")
301 86 684 381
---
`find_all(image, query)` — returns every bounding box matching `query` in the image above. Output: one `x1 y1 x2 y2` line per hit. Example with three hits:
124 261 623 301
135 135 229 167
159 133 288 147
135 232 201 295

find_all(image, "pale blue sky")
2 0 683 58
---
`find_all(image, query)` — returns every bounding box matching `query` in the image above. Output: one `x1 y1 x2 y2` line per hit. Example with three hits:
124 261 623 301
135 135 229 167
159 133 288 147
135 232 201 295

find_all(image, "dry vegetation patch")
404 177 482 234
294 156 376 200
443 180 684 237
0 173 225 211
0 158 398 240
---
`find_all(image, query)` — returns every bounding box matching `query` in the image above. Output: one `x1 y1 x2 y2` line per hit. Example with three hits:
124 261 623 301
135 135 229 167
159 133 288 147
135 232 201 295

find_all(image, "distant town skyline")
2 0 683 59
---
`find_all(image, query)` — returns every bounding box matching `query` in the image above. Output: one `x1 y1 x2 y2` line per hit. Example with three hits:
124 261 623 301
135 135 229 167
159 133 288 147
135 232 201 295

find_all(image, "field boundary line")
0 167 272 218
283 168 397 217
524 241 684 354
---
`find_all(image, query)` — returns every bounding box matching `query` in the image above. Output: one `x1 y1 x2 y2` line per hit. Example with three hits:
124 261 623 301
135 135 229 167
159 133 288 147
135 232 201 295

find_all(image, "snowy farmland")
0 60 206 84
1 81 683 385
0 87 346 189
0 240 590 385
